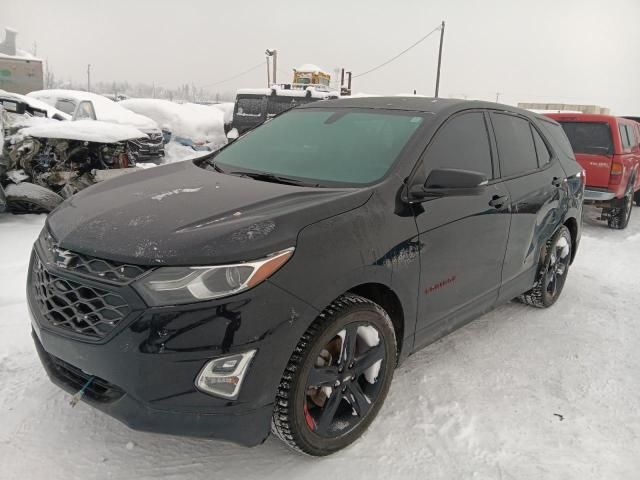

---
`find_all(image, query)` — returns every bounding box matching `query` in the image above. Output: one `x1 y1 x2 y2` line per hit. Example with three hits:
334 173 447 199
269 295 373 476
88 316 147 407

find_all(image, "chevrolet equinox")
28 97 584 456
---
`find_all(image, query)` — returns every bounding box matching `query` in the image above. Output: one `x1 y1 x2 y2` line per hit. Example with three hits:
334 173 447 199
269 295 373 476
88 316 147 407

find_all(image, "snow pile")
295 64 328 74
20 120 146 143
27 90 158 131
211 102 234 125
120 98 227 146
163 140 213 164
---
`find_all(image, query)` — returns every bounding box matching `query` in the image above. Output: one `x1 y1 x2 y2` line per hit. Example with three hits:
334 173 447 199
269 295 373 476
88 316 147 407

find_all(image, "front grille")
32 254 131 339
128 134 164 157
41 230 147 284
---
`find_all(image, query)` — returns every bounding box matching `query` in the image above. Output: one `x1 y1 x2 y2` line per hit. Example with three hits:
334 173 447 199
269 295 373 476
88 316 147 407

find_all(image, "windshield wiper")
204 158 225 173
228 171 320 187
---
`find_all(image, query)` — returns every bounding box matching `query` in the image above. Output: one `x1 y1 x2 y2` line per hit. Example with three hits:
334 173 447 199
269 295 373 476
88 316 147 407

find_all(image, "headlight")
134 247 294 306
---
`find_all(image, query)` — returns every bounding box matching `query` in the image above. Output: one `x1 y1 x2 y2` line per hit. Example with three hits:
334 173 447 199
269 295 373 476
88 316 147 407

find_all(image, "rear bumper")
584 188 617 202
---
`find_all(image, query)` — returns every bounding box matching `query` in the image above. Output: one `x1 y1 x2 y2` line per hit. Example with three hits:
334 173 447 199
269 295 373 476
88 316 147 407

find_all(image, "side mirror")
410 168 488 200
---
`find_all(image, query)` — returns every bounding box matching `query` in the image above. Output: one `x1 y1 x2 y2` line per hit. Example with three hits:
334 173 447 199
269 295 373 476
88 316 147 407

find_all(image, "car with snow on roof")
0 90 145 213
28 89 166 163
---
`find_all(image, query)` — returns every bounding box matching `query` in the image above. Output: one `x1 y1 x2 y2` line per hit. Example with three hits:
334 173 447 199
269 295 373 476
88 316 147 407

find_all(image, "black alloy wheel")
519 225 572 308
272 294 397 456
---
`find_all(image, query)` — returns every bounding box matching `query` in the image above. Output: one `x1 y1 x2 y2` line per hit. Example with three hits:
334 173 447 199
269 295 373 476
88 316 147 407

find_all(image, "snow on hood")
119 98 227 145
20 120 146 143
27 89 159 131
0 89 70 120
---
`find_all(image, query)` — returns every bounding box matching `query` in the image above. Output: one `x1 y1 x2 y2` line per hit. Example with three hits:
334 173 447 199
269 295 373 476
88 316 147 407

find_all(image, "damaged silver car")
0 90 145 214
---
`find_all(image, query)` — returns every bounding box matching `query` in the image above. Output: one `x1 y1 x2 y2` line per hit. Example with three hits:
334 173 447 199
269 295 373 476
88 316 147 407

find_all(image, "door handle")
489 195 509 208
552 177 564 187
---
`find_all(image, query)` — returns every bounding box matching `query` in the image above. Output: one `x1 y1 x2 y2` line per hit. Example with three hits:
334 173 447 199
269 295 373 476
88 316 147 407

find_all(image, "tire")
634 189 640 207
519 225 572 308
4 182 63 214
271 294 397 456
607 188 633 229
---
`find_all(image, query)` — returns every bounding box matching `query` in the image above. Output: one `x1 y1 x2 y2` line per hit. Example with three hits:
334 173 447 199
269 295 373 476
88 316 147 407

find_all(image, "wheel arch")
347 282 406 361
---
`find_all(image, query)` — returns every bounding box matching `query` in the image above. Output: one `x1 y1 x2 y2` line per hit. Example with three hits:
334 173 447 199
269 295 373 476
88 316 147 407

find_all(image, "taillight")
578 168 586 184
610 162 623 185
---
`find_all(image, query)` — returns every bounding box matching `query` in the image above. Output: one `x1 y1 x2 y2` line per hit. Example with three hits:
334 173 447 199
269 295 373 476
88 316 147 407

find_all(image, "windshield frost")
214 110 424 185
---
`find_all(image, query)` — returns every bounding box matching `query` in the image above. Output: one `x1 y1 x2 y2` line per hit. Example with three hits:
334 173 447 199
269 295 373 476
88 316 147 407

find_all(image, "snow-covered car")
1 90 145 213
28 89 165 162
119 98 228 152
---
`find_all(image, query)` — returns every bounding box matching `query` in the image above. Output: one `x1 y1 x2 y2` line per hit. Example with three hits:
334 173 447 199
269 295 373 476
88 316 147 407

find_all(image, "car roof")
545 112 628 124
298 96 546 119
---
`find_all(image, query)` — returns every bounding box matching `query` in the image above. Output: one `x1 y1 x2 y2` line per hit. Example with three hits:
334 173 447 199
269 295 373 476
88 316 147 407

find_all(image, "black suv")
28 98 583 456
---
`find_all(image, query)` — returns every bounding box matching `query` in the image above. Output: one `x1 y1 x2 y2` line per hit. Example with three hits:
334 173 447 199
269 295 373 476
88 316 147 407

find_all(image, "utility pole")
87 64 91 92
265 49 277 86
266 57 271 87
434 21 445 98
272 50 277 85
495 92 501 103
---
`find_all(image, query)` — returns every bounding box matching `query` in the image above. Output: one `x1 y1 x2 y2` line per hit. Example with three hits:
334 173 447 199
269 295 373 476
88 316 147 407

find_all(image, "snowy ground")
1 207 639 479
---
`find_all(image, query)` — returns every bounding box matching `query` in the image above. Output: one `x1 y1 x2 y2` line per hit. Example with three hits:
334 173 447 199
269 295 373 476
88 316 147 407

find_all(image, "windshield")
558 121 613 155
214 109 425 186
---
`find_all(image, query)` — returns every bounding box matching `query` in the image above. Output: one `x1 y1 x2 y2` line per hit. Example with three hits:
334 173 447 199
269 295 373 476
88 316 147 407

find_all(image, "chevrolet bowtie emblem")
53 248 75 269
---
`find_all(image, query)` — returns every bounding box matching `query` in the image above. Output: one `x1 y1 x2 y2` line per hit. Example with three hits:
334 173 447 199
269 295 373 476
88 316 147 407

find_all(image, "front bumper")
28 245 318 446
32 330 273 445
128 136 165 162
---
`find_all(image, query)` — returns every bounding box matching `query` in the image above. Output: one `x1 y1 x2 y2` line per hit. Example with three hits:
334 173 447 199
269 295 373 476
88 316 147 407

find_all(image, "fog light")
195 350 256 399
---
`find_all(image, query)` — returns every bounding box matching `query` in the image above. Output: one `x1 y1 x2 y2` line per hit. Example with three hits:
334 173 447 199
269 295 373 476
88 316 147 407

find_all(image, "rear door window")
558 122 613 155
422 112 493 179
491 113 538 177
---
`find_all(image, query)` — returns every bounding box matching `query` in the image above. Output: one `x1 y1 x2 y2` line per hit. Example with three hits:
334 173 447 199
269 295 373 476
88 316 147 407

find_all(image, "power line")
201 61 266 88
353 24 443 79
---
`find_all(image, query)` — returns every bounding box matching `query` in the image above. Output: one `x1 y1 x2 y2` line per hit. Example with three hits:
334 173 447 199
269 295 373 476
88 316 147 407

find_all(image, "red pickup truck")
546 113 640 229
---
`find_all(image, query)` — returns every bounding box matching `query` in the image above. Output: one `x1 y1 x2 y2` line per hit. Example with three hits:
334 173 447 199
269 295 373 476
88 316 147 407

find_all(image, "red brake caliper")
304 402 317 431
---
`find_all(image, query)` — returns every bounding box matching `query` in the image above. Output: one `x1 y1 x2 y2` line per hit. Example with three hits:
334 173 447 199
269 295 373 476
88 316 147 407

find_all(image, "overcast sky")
4 0 640 113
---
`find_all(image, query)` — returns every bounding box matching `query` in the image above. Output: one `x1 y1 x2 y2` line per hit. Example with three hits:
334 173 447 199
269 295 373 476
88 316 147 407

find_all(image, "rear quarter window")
539 120 575 158
532 127 551 166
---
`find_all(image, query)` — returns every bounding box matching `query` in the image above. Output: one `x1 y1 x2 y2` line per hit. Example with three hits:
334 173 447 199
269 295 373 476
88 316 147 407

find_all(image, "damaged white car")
0 90 145 214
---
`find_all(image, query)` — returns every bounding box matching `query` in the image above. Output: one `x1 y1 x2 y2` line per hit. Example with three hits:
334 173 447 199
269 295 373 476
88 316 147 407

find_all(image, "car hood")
47 160 371 266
